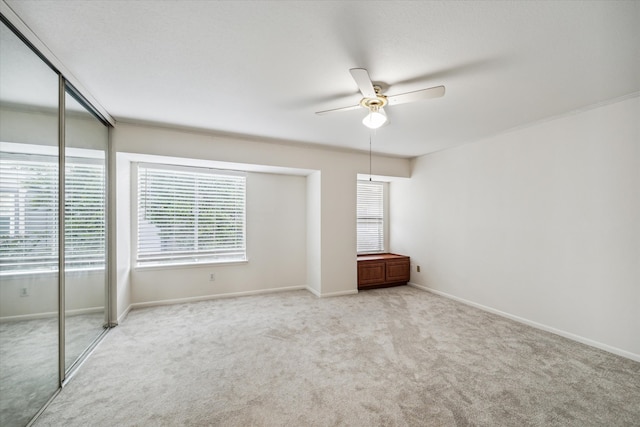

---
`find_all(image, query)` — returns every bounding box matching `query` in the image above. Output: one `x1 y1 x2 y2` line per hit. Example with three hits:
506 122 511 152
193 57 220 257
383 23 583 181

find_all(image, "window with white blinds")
136 163 246 266
0 151 105 274
65 160 106 270
357 180 385 254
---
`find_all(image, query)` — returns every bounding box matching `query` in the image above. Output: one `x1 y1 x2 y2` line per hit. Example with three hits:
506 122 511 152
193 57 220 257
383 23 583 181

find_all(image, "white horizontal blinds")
137 164 246 266
0 154 58 272
0 152 105 273
357 180 384 254
64 160 105 269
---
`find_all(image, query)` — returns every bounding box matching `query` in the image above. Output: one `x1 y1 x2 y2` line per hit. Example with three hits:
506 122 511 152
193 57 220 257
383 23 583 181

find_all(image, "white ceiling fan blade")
349 68 377 99
315 104 361 115
386 85 445 106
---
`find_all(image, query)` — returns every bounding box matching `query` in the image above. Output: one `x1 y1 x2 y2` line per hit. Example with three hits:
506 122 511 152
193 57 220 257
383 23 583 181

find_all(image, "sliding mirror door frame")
61 80 111 380
1 9 115 425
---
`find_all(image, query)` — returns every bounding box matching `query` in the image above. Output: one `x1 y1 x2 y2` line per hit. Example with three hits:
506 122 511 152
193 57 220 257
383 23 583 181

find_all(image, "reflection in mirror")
0 20 60 427
64 90 108 372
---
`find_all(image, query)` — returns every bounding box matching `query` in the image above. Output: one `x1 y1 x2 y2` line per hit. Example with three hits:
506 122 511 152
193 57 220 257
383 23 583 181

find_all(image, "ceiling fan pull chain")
369 132 372 181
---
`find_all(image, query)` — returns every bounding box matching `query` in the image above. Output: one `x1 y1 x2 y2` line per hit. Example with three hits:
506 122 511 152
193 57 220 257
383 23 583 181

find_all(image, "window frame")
134 162 247 269
0 142 106 276
356 180 389 255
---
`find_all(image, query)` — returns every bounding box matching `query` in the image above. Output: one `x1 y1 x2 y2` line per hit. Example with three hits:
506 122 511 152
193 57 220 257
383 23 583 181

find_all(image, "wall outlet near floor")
416 265 421 273
209 273 216 281
20 287 30 297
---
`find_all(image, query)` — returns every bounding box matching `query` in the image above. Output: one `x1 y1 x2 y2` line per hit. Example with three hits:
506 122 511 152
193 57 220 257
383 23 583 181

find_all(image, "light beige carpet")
33 287 639 426
0 312 106 427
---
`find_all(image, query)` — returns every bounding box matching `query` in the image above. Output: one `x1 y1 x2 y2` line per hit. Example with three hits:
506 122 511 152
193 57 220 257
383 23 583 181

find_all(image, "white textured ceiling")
3 1 639 157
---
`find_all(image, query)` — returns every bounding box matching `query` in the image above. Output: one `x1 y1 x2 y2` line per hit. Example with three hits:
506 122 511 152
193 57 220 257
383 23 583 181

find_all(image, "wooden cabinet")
357 253 410 290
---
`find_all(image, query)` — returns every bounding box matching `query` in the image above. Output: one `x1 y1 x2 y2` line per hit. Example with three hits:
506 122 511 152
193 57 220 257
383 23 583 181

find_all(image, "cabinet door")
358 261 386 286
386 259 410 282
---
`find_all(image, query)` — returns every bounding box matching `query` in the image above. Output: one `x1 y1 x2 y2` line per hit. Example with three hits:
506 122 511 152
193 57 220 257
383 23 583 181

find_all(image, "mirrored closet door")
0 20 61 427
63 89 109 373
0 17 111 427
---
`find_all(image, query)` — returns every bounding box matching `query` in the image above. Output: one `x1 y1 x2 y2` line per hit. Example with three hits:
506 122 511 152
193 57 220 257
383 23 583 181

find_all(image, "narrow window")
357 180 385 254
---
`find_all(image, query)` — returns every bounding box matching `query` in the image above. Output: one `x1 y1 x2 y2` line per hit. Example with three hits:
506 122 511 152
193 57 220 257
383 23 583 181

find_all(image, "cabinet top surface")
357 253 409 261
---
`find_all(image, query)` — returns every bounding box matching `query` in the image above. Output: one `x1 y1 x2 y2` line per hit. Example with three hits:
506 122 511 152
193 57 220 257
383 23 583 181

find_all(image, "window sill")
0 267 105 279
134 259 249 272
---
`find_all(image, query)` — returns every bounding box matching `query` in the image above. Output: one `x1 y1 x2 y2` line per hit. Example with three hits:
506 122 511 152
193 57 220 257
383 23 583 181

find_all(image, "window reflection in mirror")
0 19 60 427
63 90 108 373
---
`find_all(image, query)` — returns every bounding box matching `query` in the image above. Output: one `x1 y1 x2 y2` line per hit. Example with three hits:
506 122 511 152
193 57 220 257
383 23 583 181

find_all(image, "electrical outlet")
20 287 29 297
209 273 216 281
416 265 421 273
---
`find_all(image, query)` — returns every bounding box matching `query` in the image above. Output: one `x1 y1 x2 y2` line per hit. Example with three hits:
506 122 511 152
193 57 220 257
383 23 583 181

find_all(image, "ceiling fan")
315 68 445 129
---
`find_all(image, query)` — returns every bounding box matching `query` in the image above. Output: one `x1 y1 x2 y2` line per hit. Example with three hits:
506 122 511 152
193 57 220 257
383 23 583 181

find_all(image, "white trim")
120 151 315 177
133 259 248 272
323 289 359 297
128 285 306 311
309 288 359 298
357 180 386 254
0 267 105 279
116 304 132 325
408 283 640 363
0 306 103 323
382 181 390 253
134 162 247 268
124 286 358 315
137 161 246 177
0 141 105 159
305 286 321 297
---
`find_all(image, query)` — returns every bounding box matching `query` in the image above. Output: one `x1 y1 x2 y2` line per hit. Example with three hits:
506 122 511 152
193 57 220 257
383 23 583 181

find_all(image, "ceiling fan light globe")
362 110 387 129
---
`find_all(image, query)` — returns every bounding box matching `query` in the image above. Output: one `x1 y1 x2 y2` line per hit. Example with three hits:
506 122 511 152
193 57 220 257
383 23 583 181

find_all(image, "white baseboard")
305 286 321 297
305 286 358 298
408 283 640 363
127 285 358 316
321 289 359 297
66 307 105 317
0 306 104 323
128 285 306 311
117 304 133 324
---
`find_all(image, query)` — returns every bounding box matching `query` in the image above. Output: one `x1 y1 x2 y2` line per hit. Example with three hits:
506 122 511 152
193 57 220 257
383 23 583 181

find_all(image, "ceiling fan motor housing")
360 86 388 111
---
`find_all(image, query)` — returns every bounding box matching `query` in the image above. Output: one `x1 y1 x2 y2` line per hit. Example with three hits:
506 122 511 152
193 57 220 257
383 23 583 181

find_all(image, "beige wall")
391 96 640 360
129 171 307 305
0 271 104 319
113 122 411 317
1 111 411 320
